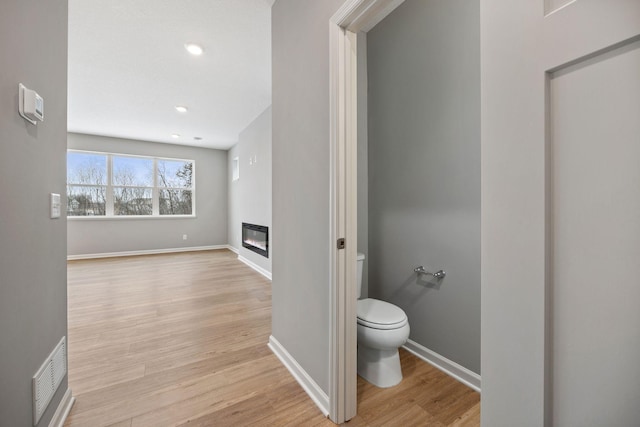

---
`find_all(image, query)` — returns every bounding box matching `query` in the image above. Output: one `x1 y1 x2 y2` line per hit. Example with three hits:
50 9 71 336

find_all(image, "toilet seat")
357 298 408 330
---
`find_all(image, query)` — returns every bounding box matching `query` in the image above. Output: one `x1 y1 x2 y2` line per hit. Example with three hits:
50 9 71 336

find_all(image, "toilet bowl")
356 253 410 388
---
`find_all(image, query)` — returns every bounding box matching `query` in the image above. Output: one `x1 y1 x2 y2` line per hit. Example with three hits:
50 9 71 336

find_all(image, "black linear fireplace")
242 222 269 258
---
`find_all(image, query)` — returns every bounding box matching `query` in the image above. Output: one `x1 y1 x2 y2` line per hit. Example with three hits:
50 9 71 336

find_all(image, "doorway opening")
329 0 481 423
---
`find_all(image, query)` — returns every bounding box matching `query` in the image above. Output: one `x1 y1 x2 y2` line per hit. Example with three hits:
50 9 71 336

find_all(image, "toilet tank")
357 252 365 298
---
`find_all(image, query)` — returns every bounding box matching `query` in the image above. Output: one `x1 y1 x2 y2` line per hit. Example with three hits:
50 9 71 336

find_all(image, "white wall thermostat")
18 83 44 125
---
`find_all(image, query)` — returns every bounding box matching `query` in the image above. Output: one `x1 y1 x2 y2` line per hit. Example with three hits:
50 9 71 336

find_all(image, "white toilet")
356 253 410 388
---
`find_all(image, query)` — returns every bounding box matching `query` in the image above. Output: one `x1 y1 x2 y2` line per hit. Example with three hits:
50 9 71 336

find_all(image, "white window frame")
67 149 196 219
232 156 240 181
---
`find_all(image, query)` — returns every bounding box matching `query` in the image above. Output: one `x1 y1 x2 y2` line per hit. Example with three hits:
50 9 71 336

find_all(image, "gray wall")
0 0 69 425
67 133 228 256
357 32 369 297
272 0 345 393
228 106 272 273
366 0 481 374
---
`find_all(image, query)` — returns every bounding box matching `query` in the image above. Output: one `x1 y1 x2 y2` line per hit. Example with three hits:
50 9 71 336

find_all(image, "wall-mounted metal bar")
414 266 446 279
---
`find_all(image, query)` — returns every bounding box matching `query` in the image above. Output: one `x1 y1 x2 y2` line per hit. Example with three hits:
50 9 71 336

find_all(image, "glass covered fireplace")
242 223 269 258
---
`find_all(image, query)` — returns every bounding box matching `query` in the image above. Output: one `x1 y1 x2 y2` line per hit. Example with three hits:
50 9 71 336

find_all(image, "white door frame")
328 0 405 423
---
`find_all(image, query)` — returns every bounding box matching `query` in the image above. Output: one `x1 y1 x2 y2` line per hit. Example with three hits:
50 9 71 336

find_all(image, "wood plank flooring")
65 250 479 426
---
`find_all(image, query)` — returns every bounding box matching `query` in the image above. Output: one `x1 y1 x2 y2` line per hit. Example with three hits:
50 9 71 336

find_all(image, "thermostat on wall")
18 83 44 125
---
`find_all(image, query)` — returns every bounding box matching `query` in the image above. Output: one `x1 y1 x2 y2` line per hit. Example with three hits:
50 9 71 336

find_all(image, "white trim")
67 245 231 260
48 388 75 427
237 255 272 280
329 0 406 423
67 214 196 221
268 335 330 417
403 339 481 393
359 0 405 31
227 245 239 254
328 12 349 424
331 0 406 33
331 0 404 33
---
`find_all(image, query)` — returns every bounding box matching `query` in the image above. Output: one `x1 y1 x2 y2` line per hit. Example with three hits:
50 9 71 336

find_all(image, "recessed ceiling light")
171 133 180 139
185 43 204 56
175 105 188 113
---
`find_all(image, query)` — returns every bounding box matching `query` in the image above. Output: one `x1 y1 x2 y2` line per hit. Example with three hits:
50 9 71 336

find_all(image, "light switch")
50 193 61 219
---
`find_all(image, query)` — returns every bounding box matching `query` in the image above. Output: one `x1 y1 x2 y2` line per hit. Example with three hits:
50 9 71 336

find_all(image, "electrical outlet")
183 234 188 240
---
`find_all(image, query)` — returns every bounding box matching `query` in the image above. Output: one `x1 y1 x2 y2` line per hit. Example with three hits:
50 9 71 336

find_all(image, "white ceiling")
68 0 272 150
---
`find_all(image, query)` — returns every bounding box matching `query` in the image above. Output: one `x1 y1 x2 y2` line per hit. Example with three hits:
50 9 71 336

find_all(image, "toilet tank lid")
357 298 407 326
357 253 365 261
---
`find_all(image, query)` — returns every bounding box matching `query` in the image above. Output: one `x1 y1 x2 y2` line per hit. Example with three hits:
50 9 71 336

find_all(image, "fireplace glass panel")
242 223 269 257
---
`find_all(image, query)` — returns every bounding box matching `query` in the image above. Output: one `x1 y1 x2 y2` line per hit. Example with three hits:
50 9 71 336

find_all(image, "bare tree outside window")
158 160 193 215
66 151 194 217
112 156 153 216
67 152 107 216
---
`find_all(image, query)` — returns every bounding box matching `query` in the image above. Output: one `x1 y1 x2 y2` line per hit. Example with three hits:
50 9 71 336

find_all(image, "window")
112 155 154 215
232 157 239 181
67 151 195 218
67 152 107 216
157 159 193 215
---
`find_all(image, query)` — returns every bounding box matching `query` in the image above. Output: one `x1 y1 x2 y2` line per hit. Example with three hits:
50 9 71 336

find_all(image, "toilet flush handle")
414 266 446 279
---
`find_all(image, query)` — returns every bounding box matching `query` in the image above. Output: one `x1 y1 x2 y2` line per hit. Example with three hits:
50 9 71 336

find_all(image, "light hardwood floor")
65 250 479 426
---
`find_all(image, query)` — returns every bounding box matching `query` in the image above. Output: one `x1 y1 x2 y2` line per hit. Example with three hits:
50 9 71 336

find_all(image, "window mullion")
152 158 159 216
105 154 114 216
191 161 195 216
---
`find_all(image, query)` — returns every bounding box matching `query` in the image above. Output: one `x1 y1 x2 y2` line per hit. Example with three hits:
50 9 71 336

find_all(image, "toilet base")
357 345 403 388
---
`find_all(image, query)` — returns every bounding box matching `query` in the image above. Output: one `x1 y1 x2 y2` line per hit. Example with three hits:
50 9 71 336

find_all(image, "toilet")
357 253 410 388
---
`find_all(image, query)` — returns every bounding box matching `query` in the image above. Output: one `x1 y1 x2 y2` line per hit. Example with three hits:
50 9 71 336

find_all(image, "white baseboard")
227 245 239 254
268 335 329 417
238 255 272 280
403 339 481 392
48 388 75 427
67 245 232 260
